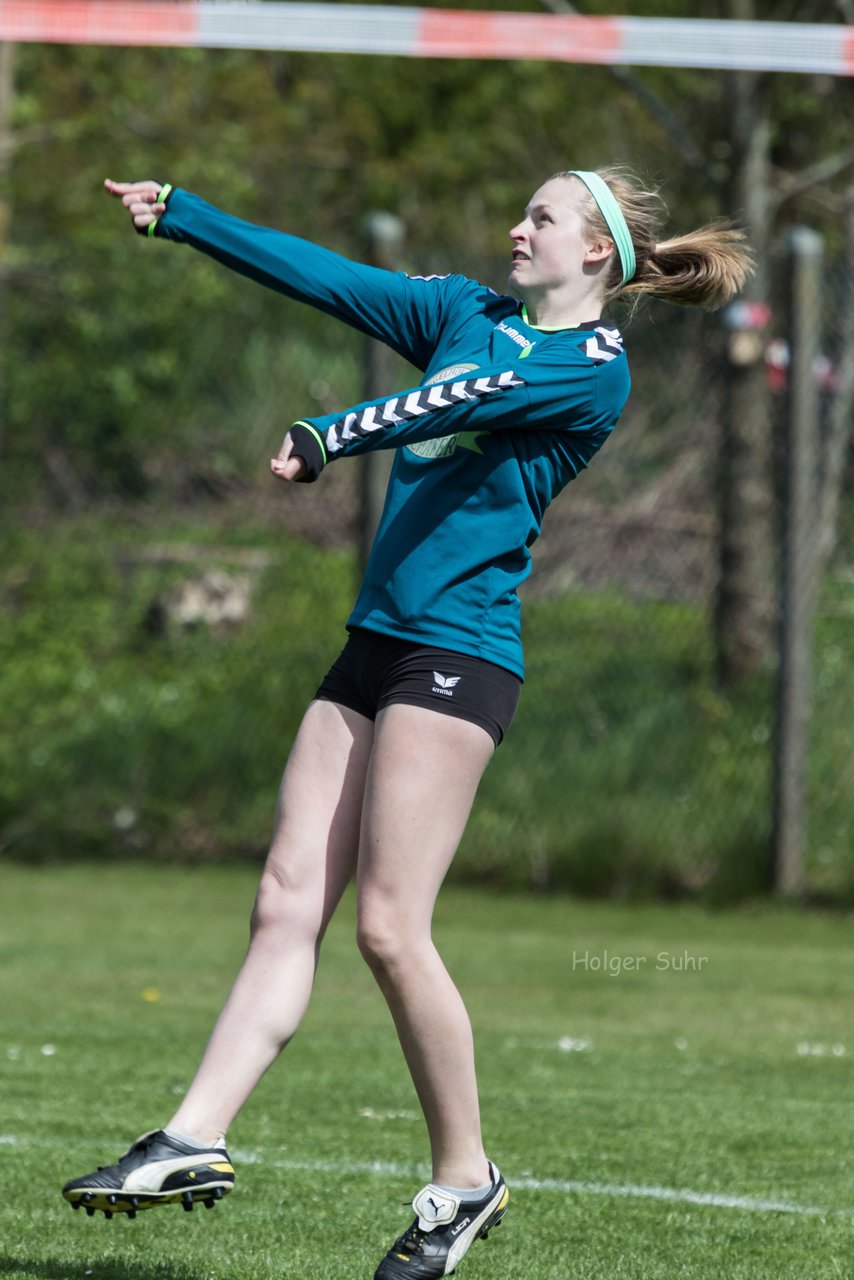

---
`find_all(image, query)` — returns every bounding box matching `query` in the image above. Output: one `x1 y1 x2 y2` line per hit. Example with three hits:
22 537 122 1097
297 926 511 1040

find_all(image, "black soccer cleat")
61 1130 235 1217
374 1162 508 1279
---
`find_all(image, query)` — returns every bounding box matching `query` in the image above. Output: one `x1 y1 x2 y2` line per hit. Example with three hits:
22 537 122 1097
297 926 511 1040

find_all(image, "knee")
356 903 414 975
250 868 318 943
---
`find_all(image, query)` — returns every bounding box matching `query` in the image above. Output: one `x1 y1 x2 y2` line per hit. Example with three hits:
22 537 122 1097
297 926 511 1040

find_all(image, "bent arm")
287 357 616 482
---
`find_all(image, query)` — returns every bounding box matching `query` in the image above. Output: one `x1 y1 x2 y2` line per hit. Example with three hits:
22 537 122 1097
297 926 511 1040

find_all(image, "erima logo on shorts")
433 672 461 697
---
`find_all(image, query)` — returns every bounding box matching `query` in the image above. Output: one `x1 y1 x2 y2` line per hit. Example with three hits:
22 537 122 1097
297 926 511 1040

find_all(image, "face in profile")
508 176 609 299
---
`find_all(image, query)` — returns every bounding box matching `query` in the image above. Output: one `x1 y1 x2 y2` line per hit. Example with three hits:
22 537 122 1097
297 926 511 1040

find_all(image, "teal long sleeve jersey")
154 188 631 679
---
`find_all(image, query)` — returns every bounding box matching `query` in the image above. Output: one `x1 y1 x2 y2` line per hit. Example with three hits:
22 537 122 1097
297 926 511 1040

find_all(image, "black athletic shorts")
313 628 522 747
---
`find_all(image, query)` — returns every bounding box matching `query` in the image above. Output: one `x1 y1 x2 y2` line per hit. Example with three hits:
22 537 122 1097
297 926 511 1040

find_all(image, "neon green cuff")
147 184 174 238
293 421 328 466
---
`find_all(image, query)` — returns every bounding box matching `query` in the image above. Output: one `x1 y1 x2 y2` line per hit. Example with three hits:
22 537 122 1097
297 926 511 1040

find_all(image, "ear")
584 239 614 266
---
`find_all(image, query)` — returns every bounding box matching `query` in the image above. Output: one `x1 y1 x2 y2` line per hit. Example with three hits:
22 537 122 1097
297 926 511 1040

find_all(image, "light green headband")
569 170 636 286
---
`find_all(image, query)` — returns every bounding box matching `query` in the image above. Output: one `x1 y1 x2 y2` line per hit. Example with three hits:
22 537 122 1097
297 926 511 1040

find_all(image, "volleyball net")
0 0 852 77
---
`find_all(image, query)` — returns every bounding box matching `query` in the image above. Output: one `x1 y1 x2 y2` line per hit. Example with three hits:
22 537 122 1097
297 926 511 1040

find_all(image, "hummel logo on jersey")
432 672 461 696
496 319 537 354
584 326 624 363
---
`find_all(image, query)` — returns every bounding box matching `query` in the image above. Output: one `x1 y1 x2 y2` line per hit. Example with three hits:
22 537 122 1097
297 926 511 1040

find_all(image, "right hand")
104 178 166 232
270 432 307 483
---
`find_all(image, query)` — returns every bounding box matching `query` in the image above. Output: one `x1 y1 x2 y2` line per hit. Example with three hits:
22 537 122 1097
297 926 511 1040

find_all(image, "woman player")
61 169 751 1279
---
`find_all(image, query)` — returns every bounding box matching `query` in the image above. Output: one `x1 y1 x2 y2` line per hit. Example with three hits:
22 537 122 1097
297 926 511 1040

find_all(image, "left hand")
270 432 306 482
104 178 166 232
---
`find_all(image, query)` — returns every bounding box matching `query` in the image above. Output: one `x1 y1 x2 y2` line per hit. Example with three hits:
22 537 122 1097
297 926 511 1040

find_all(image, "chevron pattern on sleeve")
323 370 525 456
583 326 624 363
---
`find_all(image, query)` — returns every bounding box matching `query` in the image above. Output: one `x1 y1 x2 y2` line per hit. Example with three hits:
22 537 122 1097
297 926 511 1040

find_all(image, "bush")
2 511 851 901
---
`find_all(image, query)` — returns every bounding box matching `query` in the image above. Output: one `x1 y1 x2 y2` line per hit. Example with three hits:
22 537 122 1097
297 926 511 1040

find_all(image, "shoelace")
401 1227 429 1255
398 1220 430 1255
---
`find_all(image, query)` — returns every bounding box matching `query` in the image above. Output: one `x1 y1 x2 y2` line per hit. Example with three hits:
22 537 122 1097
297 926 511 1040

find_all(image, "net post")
358 212 405 580
771 226 823 897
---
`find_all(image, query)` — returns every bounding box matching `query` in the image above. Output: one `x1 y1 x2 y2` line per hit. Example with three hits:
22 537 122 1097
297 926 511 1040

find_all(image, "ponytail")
631 225 753 309
555 168 753 311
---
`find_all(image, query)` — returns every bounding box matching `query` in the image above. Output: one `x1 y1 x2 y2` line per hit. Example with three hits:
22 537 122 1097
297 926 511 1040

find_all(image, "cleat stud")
212 1187 224 1200
85 1207 95 1217
182 1192 194 1212
71 1202 81 1211
131 1197 140 1209
82 1193 93 1204
107 1194 118 1206
203 1198 215 1209
104 1211 113 1220
127 1210 137 1220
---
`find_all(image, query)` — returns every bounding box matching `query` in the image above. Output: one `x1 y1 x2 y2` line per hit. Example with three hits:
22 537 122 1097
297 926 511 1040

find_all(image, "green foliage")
0 512 352 859
1 865 853 1279
1 33 851 894
2 515 851 899
474 594 769 898
5 34 849 506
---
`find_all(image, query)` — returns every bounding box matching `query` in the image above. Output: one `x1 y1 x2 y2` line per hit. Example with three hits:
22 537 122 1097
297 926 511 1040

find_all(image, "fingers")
104 179 166 230
276 434 295 464
124 195 163 211
270 436 305 481
127 198 166 229
104 178 163 199
270 457 306 482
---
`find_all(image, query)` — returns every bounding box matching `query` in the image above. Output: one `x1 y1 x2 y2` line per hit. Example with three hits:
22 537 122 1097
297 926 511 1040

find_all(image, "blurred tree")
3 41 616 506
0 43 14 519
715 0 853 684
714 0 776 685
816 181 854 580
547 0 852 682
1 11 850 536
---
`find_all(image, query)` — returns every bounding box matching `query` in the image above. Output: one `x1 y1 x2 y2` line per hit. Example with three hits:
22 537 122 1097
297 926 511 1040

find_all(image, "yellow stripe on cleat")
209 1163 234 1174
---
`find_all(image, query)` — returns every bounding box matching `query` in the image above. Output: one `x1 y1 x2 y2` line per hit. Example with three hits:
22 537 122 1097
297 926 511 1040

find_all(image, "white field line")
231 1150 847 1219
4 1133 843 1219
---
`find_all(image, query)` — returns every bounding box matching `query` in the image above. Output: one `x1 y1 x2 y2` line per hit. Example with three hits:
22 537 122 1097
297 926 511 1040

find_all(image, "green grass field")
1 863 852 1280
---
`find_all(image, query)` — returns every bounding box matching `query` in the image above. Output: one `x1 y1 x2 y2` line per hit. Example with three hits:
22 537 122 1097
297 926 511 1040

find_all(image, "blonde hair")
554 167 753 311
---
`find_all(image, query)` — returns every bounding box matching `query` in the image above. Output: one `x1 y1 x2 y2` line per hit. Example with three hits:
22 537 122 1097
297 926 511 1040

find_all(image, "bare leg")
168 700 373 1144
355 704 495 1189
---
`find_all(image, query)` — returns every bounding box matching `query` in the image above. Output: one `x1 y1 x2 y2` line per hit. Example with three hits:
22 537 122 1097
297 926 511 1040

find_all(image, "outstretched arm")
103 179 471 368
